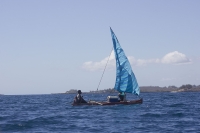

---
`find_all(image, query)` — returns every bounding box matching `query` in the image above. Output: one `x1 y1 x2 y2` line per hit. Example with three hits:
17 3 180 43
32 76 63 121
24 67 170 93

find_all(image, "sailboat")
72 28 143 106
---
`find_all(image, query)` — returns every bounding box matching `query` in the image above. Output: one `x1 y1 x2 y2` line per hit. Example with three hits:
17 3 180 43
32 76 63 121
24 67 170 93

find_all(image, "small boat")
72 98 143 106
72 28 142 106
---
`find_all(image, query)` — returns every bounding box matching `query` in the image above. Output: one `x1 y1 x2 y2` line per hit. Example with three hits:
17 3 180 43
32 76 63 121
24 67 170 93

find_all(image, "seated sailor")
74 90 87 103
118 92 126 101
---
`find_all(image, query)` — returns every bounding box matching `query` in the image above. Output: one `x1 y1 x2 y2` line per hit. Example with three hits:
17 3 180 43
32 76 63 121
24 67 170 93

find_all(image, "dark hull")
72 98 143 106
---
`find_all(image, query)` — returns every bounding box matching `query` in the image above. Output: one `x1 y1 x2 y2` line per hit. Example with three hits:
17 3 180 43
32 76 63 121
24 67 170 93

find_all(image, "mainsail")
110 28 140 95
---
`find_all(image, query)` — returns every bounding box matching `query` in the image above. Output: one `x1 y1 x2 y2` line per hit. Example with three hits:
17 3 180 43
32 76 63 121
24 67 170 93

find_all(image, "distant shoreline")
51 90 200 95
52 85 200 94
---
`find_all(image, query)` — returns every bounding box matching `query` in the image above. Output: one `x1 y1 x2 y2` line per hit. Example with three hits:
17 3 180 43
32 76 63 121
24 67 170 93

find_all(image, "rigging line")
96 48 113 91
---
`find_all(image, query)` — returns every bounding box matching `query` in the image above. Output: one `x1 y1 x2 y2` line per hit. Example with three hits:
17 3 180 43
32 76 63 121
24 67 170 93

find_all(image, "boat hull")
72 98 143 106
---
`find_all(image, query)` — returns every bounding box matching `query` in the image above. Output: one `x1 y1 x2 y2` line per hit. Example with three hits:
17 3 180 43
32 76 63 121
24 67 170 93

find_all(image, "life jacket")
76 94 82 102
74 94 82 103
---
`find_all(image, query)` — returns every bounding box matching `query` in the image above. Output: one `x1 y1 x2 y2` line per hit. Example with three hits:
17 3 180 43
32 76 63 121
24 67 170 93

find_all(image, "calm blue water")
0 92 200 133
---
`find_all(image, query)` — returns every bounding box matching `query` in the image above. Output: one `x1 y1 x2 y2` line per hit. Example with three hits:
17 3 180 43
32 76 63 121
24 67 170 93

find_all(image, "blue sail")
110 28 140 95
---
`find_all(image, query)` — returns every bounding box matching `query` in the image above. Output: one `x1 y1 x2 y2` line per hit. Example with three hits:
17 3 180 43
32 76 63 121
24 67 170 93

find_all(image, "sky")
0 1 200 95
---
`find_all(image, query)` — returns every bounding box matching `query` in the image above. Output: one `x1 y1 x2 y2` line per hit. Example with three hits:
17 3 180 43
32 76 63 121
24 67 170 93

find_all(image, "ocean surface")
0 92 200 133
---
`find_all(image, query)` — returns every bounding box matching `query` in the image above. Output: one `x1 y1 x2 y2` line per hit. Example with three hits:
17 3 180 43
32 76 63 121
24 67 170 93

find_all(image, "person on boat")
118 92 126 102
74 90 87 103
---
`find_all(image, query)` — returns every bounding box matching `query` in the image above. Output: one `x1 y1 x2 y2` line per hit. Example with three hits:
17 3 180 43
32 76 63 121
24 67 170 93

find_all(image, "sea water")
0 92 200 133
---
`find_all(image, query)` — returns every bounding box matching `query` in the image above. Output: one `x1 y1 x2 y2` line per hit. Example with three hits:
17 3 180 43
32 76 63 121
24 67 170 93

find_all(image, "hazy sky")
1 1 200 95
